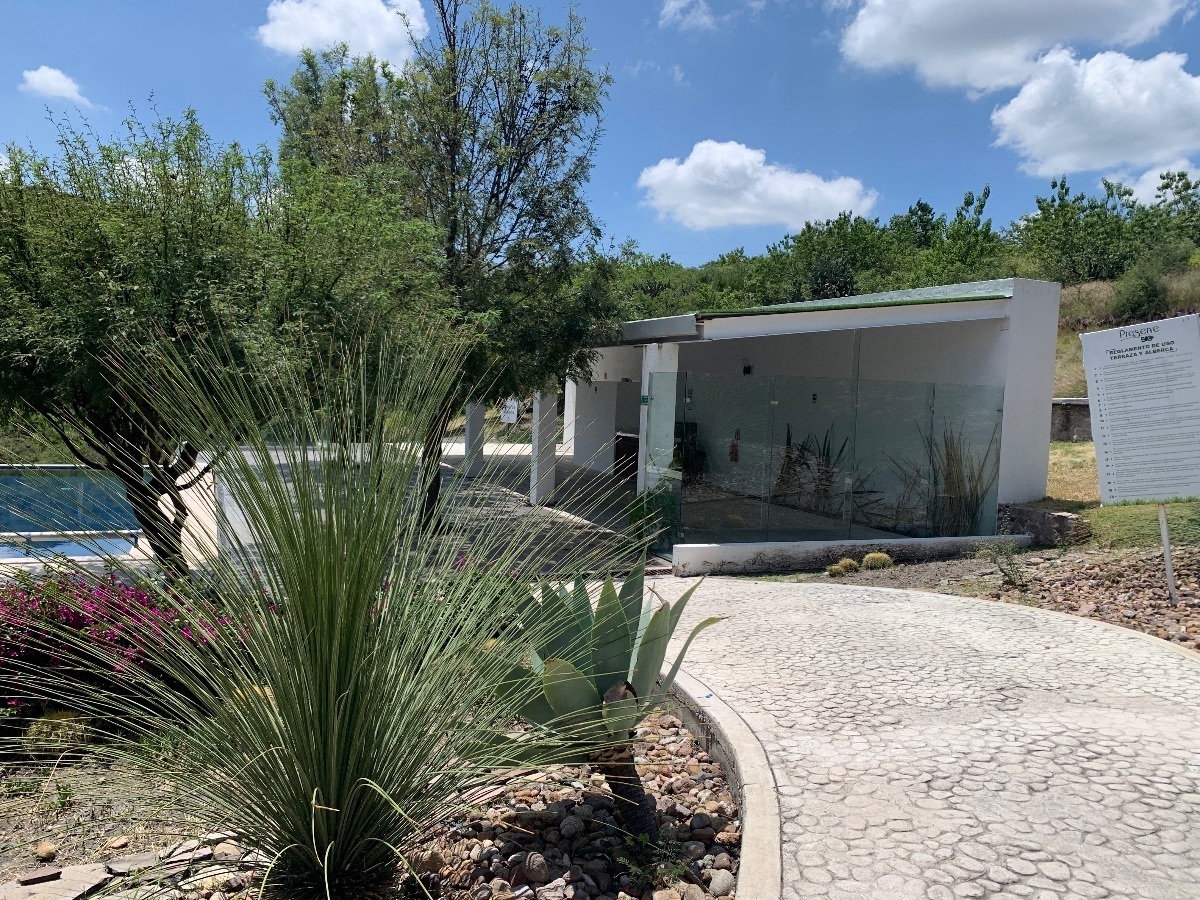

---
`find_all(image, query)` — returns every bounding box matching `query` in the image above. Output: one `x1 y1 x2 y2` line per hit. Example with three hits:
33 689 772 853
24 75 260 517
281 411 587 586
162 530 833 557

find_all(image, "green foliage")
627 482 682 552
618 833 688 889
0 329 648 900
861 551 894 570
506 561 721 749
1111 241 1195 322
975 540 1026 589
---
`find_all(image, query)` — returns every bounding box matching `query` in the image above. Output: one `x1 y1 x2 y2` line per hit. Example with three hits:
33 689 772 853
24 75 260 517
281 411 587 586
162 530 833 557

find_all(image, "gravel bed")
804 545 1200 653
0 709 740 900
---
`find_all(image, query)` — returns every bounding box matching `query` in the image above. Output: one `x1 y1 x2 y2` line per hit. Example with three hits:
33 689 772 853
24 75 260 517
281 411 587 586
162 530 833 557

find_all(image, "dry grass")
1054 330 1087 397
1058 280 1115 330
1044 441 1099 509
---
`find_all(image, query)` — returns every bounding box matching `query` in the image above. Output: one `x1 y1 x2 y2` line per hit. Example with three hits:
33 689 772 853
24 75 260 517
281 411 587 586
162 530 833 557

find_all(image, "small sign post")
499 397 520 425
1081 314 1200 606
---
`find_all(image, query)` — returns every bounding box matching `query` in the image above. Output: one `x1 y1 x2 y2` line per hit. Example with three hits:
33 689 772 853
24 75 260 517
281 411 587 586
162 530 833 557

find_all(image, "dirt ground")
759 545 1200 654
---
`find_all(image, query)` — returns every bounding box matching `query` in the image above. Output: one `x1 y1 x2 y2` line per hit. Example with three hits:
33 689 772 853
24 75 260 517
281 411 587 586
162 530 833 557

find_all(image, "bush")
0 570 238 719
1 331 646 900
862 552 894 570
1111 241 1194 323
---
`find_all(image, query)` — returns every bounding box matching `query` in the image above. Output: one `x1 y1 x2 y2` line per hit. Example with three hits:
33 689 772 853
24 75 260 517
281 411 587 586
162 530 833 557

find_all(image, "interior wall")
678 320 1007 387
572 382 618 473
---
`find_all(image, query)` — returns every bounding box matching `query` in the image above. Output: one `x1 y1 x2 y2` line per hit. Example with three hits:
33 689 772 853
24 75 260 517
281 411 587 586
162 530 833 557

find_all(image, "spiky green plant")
0 330 647 899
504 563 721 839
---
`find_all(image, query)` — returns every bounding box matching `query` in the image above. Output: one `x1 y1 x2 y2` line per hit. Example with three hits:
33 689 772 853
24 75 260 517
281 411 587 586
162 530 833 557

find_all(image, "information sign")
1081 314 1200 504
499 397 520 425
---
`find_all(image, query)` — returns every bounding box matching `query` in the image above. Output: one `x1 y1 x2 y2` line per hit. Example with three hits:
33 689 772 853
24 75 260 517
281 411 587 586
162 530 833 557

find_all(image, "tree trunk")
420 396 457 529
589 743 658 842
117 469 189 575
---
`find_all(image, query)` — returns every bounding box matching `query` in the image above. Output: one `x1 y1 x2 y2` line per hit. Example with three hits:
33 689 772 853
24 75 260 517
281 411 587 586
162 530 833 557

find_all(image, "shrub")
826 563 848 577
862 552 894 570
0 570 239 719
1 330 646 900
836 557 860 573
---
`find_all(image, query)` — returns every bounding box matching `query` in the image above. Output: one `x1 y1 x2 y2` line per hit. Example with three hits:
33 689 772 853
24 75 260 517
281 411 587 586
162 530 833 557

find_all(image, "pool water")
0 467 140 557
0 536 138 559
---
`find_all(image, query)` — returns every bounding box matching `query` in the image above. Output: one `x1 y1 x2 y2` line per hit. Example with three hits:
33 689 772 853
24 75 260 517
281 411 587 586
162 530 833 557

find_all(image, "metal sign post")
1158 503 1180 607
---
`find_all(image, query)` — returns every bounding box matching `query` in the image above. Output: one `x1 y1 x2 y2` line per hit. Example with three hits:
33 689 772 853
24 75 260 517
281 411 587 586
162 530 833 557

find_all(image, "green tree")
267 1 615 514
0 112 272 571
0 112 444 572
1013 177 1144 284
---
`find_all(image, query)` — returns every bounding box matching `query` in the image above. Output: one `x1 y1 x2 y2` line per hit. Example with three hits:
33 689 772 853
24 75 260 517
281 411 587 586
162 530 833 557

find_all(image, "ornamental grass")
0 330 646 899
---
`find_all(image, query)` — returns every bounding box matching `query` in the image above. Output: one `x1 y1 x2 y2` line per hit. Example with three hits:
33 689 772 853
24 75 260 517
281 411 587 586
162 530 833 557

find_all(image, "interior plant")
0 328 646 900
503 561 721 840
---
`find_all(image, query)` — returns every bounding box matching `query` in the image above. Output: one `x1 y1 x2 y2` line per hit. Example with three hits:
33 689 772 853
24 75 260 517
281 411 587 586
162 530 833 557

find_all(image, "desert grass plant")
891 421 1000 537
0 329 651 899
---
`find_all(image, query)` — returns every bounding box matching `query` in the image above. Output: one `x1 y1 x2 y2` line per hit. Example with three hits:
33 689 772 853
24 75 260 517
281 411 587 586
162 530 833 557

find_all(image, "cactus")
862 552 894 570
826 563 847 577
837 557 860 573
505 560 721 839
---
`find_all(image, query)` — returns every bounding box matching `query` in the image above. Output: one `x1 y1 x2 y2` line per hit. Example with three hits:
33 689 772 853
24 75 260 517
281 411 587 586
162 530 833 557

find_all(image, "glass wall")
644 369 1003 546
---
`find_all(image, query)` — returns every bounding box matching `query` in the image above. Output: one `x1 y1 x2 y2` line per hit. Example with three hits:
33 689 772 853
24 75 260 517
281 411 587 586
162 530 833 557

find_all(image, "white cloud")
839 0 1193 91
992 49 1200 176
637 139 878 230
660 0 717 30
257 0 428 63
18 66 92 106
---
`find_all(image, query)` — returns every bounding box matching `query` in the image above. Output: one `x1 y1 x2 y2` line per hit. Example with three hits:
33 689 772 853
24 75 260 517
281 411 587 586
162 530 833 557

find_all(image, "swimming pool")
0 466 140 558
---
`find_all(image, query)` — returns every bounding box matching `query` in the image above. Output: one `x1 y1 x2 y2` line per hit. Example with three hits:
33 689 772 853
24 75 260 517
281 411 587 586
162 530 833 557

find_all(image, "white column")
562 381 577 456
462 402 486 477
636 342 680 493
530 390 560 506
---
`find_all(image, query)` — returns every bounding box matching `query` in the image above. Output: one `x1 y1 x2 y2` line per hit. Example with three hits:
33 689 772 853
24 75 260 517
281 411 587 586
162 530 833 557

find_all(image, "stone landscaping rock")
15 867 60 886
105 853 159 877
705 868 735 896
33 843 56 863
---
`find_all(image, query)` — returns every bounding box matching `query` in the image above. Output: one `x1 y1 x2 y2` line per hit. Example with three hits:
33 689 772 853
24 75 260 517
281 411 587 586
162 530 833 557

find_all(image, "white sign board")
499 397 520 425
1081 314 1200 503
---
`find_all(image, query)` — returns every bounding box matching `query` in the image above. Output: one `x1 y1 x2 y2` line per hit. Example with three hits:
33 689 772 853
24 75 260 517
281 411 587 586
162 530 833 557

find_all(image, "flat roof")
621 278 1019 343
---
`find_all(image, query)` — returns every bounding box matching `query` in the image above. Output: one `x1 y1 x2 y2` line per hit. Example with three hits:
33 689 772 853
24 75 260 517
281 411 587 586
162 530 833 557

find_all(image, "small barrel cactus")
837 557 860 573
862 552 894 570
826 563 847 577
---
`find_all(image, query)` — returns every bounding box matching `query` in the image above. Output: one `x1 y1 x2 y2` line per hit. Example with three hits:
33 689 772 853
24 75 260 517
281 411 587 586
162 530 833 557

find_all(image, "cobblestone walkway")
653 578 1200 900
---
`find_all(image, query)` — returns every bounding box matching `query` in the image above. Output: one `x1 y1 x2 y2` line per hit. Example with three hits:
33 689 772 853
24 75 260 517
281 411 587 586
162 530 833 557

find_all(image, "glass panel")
767 375 858 541
929 383 1005 536
0 466 138 533
678 374 772 543
850 379 936 538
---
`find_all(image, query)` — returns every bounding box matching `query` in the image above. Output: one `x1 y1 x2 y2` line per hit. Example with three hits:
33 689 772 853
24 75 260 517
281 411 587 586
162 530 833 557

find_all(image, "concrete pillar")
530 390 559 505
636 342 680 493
562 381 577 456
462 402 486 477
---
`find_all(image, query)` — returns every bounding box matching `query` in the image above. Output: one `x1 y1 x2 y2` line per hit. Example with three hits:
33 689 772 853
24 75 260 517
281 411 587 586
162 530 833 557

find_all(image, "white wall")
999 279 1060 503
568 345 645 475
573 382 618 473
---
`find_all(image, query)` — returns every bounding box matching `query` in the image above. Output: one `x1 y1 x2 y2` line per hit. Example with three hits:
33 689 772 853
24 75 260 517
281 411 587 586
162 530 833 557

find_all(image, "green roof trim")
695 292 1010 319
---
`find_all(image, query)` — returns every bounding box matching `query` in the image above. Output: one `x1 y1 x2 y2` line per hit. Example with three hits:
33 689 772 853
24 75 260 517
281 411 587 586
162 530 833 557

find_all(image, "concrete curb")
668 669 782 900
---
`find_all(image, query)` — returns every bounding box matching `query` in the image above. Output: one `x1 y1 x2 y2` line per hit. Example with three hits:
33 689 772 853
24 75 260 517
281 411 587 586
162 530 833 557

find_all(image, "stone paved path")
653 578 1200 900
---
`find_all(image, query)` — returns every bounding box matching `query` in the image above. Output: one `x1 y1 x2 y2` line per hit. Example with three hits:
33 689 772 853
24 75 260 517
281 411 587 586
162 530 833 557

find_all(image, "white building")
565 278 1060 569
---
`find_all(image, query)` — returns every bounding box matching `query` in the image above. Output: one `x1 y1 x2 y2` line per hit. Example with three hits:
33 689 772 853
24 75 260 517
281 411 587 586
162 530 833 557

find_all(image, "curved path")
656 578 1200 900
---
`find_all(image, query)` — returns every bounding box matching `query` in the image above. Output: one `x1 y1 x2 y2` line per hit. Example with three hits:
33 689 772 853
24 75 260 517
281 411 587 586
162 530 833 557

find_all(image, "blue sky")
3 0 1200 265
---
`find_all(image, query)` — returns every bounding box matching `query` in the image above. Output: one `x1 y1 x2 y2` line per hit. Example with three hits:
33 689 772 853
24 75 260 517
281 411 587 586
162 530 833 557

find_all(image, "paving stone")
648 577 1200 900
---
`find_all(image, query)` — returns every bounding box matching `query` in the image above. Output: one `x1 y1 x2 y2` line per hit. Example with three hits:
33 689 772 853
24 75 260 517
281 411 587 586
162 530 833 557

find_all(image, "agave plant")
0 330 647 899
505 561 722 839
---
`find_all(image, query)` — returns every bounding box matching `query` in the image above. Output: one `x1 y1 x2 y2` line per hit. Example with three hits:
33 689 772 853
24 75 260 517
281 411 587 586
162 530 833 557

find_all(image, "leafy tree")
267 1 615 514
0 112 271 571
0 112 444 572
914 185 1011 285
1013 177 1143 284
